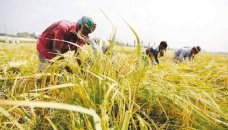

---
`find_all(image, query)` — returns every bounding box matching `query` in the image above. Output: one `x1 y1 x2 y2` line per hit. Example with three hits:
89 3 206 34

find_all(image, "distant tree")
17 32 29 38
30 32 38 39
0 33 6 36
16 32 38 39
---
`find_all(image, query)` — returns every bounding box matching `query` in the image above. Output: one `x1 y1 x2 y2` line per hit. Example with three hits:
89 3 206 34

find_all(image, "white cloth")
88 37 110 53
38 52 51 72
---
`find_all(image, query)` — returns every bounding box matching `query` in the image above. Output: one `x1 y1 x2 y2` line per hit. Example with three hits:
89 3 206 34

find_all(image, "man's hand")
52 40 63 54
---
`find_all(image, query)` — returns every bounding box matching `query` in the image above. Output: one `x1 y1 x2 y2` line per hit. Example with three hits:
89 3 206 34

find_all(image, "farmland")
0 42 228 129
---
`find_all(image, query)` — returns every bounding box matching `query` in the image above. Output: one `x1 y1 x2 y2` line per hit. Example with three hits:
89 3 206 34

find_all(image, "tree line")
0 32 38 39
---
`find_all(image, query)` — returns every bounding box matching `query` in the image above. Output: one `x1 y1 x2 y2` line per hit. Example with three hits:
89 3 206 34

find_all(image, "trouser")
38 52 51 72
37 53 64 84
173 51 179 60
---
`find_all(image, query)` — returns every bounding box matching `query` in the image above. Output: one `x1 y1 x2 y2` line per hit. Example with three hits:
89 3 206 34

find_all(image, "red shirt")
37 20 85 59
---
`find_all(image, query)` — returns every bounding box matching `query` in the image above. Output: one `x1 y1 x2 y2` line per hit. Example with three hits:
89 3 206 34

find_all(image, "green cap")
78 16 96 33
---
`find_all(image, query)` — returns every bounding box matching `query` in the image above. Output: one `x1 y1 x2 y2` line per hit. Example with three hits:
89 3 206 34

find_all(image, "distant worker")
144 41 168 64
173 46 201 62
36 16 96 73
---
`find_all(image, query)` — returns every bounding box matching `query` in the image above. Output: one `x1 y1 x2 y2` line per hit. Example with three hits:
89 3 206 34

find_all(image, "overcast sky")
0 0 228 52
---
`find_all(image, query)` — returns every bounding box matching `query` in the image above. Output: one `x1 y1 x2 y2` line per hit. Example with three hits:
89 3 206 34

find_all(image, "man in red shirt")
37 16 96 73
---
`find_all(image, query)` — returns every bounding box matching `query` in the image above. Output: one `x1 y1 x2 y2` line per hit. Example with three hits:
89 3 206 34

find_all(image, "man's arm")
88 38 99 52
189 55 194 62
51 22 66 56
154 53 159 64
149 52 155 63
52 40 63 54
178 51 186 62
50 40 66 62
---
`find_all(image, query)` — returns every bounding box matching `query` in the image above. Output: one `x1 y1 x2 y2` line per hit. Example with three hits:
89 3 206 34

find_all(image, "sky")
0 0 228 52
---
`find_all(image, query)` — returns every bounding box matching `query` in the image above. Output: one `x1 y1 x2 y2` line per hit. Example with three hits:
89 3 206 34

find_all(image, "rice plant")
0 22 228 129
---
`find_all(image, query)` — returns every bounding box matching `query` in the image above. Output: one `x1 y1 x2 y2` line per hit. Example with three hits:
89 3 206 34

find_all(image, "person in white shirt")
173 46 201 62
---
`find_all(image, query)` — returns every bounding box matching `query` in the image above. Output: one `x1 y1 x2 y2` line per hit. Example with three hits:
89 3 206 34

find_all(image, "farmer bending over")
173 46 201 62
144 41 168 64
36 16 96 73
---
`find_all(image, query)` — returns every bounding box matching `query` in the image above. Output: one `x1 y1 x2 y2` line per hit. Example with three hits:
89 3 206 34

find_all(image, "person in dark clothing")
144 41 168 64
